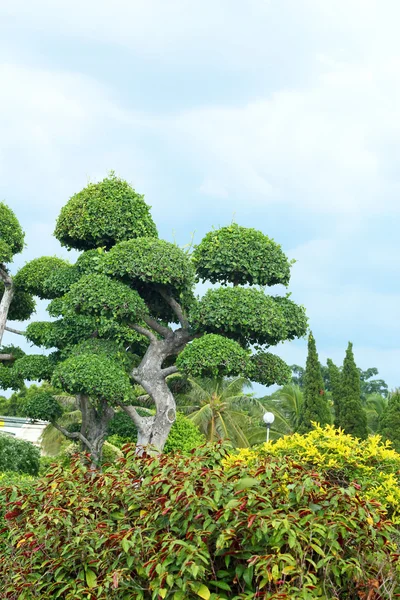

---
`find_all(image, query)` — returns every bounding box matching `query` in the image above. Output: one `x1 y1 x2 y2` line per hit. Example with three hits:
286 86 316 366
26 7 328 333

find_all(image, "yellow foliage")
223 424 400 522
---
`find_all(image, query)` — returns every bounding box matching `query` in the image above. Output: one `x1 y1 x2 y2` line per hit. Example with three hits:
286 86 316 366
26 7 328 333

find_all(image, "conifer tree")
378 390 400 452
327 358 342 427
337 342 367 439
297 332 331 433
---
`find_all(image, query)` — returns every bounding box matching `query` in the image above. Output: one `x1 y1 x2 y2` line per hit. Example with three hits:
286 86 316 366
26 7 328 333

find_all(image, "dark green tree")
297 333 331 433
14 174 308 459
378 390 400 451
327 358 342 426
358 367 388 400
336 342 367 439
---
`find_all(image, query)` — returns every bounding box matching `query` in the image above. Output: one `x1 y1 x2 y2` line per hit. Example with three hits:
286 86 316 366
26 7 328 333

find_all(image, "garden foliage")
224 424 400 523
0 435 40 475
0 443 399 599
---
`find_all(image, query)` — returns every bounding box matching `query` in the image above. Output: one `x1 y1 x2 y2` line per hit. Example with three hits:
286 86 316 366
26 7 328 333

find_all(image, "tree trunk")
0 272 14 346
78 395 114 468
129 330 191 453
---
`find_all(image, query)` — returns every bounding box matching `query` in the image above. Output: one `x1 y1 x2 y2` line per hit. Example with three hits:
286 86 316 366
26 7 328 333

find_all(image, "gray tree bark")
0 266 14 346
126 326 192 453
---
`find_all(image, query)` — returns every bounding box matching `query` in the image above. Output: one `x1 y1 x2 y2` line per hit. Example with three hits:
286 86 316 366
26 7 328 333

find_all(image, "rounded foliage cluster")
54 174 158 250
247 352 292 386
13 355 54 382
0 365 23 390
42 266 81 299
193 224 291 286
23 391 62 422
68 338 135 372
176 334 250 378
0 203 24 263
0 435 40 475
25 322 54 348
191 288 307 347
1 445 399 598
0 282 35 321
63 273 148 322
103 238 195 295
14 257 70 299
52 354 133 403
75 249 106 274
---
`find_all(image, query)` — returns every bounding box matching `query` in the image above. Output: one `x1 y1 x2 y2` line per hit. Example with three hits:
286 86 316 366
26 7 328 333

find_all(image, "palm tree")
365 393 388 433
176 377 256 448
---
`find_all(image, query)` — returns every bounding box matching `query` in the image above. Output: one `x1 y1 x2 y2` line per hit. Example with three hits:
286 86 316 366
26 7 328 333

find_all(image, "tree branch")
130 324 157 343
5 326 25 336
117 402 146 429
0 353 13 361
142 315 172 338
157 288 189 328
51 421 91 449
161 365 179 377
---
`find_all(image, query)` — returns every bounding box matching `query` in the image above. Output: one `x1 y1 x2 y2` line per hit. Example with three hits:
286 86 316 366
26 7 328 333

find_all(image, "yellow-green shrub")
223 424 400 522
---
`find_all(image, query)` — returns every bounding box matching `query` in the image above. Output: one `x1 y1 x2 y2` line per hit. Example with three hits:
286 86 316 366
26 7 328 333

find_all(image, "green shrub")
0 435 40 475
0 444 399 599
107 411 205 454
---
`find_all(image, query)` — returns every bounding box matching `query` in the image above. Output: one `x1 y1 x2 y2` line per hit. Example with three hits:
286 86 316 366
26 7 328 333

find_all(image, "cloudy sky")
1 0 399 392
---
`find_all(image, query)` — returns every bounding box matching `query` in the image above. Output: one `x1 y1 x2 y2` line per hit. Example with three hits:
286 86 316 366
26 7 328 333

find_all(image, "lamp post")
263 411 275 443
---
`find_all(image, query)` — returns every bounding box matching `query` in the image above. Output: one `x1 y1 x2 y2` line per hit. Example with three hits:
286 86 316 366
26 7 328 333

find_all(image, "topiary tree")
19 174 307 457
336 342 368 439
0 434 40 475
0 203 35 366
297 333 331 433
378 389 400 451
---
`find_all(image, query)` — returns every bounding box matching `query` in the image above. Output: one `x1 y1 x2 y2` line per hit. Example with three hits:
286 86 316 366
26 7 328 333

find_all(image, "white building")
0 416 47 446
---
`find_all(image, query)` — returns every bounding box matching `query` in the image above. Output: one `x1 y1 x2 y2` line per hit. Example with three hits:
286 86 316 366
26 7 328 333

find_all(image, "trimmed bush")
0 435 40 475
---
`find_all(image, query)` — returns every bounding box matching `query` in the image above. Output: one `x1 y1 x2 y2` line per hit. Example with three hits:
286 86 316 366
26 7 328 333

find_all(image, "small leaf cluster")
23 391 63 422
54 174 158 250
14 257 70 299
62 273 148 322
191 288 307 347
247 352 292 386
51 354 134 404
0 203 25 263
193 224 291 286
103 238 195 295
42 266 81 299
0 435 40 475
1 444 398 598
176 334 250 378
0 282 35 321
13 355 54 382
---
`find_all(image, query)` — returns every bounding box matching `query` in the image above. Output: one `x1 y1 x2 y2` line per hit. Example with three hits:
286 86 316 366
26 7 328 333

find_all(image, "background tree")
358 367 389 400
365 393 388 433
255 384 304 439
336 342 367 439
14 174 307 457
378 389 400 451
327 358 342 426
175 376 255 447
297 333 331 433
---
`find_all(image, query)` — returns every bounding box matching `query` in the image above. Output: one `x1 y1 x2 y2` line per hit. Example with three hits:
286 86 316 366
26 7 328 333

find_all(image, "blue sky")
1 0 399 392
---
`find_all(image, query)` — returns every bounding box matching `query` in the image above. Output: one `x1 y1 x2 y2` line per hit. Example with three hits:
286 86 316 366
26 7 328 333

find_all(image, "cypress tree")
297 332 331 433
337 342 367 439
378 390 400 452
327 358 342 427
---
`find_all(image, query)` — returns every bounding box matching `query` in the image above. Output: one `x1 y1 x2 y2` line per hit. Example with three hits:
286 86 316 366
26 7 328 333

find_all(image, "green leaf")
233 477 259 491
196 584 211 599
85 569 97 589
